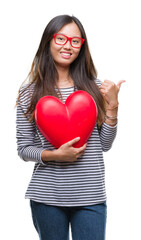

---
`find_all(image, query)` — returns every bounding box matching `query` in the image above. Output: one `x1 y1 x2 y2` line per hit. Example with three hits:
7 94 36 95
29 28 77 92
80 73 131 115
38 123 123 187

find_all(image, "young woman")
16 15 124 240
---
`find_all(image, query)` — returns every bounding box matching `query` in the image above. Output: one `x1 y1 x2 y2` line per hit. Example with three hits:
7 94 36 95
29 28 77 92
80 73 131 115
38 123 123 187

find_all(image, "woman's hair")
18 14 105 125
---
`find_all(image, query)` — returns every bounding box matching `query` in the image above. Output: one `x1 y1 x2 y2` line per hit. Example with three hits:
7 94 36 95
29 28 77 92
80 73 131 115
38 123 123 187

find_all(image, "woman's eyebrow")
57 33 81 38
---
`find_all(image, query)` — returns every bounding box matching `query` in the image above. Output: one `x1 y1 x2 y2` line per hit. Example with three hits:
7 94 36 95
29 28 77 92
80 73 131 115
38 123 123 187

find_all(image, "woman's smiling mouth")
60 52 72 59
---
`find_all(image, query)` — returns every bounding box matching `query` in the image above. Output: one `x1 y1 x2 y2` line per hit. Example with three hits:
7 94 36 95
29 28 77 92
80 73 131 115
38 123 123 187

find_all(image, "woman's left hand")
100 80 125 108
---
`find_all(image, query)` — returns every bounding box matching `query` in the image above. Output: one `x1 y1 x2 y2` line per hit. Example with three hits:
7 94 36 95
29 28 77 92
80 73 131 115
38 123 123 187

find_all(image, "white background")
1 0 141 239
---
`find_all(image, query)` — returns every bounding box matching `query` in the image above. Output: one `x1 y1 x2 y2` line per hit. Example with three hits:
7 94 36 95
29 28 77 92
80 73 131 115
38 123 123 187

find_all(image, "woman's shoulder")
18 82 35 107
19 82 35 94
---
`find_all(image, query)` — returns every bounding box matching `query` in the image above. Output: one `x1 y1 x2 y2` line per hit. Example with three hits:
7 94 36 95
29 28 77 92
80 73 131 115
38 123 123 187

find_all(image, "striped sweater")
16 79 117 206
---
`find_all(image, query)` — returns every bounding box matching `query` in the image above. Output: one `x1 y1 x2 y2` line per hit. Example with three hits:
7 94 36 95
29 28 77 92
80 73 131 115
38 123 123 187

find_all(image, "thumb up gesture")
100 80 126 108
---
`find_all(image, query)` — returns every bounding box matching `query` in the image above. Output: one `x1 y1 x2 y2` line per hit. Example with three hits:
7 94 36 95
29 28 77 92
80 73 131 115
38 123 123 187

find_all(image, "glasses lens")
55 35 67 45
71 38 82 48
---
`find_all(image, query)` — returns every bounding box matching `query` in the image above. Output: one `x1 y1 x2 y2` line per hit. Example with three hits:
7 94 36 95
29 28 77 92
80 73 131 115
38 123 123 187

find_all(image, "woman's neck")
56 65 74 88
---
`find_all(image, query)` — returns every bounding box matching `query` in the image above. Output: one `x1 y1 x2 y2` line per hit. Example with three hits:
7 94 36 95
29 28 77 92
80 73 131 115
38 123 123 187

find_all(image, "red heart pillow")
35 90 97 148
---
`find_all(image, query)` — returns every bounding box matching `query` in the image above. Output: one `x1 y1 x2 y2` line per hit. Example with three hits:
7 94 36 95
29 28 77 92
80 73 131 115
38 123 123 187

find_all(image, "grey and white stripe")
16 79 117 207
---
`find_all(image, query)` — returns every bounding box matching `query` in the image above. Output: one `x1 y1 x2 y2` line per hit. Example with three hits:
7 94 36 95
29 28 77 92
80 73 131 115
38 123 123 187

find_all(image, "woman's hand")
100 80 125 108
41 137 87 163
55 137 87 162
99 79 125 126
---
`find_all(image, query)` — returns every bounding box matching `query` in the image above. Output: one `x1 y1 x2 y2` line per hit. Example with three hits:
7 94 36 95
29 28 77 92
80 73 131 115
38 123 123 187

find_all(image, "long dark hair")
18 15 105 125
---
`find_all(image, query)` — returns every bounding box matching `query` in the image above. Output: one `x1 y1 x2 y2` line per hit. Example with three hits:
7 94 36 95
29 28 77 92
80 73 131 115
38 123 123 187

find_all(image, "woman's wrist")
106 101 119 110
104 104 118 126
104 118 118 126
41 149 61 162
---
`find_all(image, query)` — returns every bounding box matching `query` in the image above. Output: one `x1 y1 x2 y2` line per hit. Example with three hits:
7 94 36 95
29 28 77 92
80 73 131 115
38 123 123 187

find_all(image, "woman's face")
50 22 82 68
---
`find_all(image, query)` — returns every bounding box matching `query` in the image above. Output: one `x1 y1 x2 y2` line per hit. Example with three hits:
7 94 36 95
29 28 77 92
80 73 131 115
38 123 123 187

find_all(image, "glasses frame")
53 34 85 48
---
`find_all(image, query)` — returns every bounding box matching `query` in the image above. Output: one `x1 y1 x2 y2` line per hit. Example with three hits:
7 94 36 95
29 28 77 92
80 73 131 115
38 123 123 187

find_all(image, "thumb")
117 80 126 91
67 137 80 147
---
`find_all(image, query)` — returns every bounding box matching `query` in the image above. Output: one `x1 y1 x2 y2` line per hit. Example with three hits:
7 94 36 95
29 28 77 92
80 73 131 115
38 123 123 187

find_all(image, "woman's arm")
98 79 125 151
41 138 87 163
16 98 45 164
98 122 117 152
100 80 125 126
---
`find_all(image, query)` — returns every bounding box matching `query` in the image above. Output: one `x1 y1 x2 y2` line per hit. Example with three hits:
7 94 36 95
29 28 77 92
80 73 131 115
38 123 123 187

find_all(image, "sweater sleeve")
98 122 117 152
95 78 117 151
16 86 45 165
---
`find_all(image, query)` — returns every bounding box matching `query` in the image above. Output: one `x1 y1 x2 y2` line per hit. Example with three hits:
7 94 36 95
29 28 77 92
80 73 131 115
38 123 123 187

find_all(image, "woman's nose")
63 40 71 49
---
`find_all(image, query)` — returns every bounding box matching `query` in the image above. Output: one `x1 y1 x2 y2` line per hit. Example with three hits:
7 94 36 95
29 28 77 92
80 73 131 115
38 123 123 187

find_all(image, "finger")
100 89 106 96
103 80 112 84
100 82 109 88
117 80 126 91
77 143 87 153
77 151 84 158
100 88 106 93
77 143 87 157
67 137 80 146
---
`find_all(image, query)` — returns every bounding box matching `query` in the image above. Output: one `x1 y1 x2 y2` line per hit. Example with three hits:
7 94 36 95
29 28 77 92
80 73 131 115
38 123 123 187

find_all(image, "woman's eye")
57 37 65 41
72 39 80 44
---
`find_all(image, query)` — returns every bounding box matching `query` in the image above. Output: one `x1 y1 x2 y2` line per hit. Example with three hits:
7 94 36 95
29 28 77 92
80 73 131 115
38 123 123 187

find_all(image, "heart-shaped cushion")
35 90 97 148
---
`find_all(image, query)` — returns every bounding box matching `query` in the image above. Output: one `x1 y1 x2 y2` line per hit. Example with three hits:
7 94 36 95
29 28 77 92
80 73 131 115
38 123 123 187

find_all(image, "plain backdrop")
1 0 141 239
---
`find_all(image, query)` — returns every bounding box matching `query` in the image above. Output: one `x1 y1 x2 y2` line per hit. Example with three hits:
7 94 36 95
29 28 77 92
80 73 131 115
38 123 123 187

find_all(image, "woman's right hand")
41 137 87 163
55 137 87 162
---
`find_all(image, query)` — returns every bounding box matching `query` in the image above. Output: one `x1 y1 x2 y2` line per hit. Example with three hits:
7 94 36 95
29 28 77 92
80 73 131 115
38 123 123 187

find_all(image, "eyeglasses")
53 34 85 48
